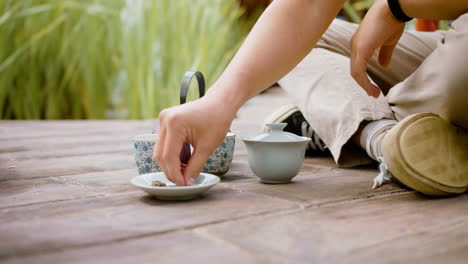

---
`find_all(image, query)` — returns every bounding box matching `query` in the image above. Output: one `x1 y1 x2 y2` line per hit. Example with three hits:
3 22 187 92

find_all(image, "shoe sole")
382 113 468 196
261 104 300 132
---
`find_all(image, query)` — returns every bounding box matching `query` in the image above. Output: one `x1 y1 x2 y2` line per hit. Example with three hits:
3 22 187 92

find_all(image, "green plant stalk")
342 1 362 23
0 0 123 119
119 0 245 119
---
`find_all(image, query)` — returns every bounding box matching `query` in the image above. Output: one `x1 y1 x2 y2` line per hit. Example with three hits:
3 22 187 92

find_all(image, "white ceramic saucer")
130 172 220 200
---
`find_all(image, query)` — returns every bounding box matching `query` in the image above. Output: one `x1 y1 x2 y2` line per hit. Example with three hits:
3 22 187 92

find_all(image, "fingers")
180 163 187 174
377 43 396 69
154 99 232 186
162 126 185 186
153 110 186 186
183 146 212 186
350 26 382 98
350 45 381 98
153 124 166 172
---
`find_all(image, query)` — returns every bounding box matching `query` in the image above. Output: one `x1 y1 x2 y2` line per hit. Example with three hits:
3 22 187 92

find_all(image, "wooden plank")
4 191 466 263
0 142 132 161
0 120 158 140
2 231 284 264
333 221 468 264
0 156 335 209
0 133 139 151
219 166 408 206
0 125 151 161
302 156 338 169
0 153 135 181
196 193 468 264
0 169 138 208
0 145 254 182
0 187 298 259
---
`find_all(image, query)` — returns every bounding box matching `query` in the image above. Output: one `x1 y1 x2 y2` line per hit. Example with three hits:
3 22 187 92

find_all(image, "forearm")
205 0 346 116
399 0 468 20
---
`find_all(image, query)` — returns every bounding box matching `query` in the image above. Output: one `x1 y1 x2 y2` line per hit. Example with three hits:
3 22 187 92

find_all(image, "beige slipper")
382 113 468 196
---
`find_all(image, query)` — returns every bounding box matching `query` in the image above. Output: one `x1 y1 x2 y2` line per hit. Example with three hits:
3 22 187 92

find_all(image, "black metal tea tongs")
179 71 205 164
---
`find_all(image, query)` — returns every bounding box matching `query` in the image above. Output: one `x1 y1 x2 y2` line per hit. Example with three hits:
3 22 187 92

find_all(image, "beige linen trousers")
278 14 468 167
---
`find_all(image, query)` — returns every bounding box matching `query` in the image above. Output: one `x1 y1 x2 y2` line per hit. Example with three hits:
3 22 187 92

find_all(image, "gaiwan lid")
245 123 309 142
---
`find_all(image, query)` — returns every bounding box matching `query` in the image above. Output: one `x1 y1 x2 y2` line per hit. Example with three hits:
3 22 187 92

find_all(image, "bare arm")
154 0 346 185
399 0 468 20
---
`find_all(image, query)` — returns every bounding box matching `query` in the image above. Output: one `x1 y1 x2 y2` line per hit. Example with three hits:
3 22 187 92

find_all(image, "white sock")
360 119 397 161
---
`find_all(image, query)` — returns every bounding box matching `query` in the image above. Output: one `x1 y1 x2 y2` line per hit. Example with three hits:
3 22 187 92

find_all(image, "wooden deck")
1 87 467 264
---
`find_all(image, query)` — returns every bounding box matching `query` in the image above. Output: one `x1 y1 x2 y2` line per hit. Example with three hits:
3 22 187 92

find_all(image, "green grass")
0 0 245 119
119 0 244 119
0 0 123 119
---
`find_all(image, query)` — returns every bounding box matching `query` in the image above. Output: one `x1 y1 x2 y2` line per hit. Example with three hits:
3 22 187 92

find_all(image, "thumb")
183 147 212 185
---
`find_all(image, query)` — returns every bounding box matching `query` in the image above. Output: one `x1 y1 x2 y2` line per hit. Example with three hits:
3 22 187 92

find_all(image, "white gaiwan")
243 123 311 184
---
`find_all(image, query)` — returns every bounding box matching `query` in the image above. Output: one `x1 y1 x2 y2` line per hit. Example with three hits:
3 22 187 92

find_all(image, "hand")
350 0 405 98
153 96 234 186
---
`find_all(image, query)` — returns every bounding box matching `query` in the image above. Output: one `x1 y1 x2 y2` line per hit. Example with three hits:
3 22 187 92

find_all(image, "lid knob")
266 123 287 134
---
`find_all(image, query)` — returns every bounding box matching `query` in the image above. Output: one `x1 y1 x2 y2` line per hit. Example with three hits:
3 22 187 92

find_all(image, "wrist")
376 0 406 25
387 0 413 22
204 82 245 120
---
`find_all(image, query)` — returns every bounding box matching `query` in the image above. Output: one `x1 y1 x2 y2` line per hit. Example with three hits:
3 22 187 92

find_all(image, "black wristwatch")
387 0 413 22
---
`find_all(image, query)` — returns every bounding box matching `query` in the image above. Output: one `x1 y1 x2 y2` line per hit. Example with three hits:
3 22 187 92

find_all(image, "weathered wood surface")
1 87 467 264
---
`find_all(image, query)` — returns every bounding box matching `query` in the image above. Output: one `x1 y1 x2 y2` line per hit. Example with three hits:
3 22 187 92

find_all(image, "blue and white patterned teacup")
133 132 235 176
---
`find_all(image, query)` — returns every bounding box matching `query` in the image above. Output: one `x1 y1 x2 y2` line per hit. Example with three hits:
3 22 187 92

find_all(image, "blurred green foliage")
0 0 123 119
0 0 245 119
119 0 244 119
